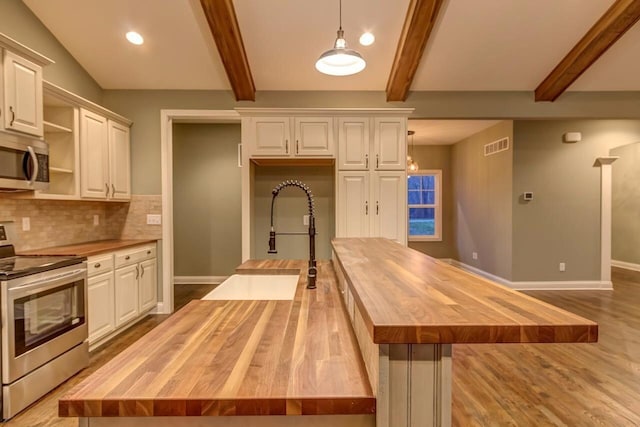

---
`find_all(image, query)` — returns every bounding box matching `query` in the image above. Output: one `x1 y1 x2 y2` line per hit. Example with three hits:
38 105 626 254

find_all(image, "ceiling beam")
200 0 255 101
386 0 445 102
535 0 640 102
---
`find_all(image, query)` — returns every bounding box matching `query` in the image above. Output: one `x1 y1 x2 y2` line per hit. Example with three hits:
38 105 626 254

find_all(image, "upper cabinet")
246 114 335 158
80 108 131 200
0 33 53 138
338 117 406 171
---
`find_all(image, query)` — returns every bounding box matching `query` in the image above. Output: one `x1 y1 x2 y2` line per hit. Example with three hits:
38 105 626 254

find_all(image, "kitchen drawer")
87 254 114 277
114 244 156 269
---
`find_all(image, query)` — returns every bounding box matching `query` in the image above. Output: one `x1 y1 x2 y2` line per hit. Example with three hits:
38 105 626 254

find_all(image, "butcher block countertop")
18 239 157 257
332 238 598 345
59 260 374 418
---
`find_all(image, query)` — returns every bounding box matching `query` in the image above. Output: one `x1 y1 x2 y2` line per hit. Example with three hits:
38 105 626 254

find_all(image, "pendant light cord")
339 0 342 30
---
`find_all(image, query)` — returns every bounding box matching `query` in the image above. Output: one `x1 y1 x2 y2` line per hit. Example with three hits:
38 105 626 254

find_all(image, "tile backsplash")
0 195 162 251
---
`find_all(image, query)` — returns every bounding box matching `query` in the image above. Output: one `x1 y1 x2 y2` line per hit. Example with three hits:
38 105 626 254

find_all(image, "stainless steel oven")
0 222 88 419
0 132 49 191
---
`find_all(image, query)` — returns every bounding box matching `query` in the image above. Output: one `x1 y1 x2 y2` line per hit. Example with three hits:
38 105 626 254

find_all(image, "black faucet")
268 180 317 289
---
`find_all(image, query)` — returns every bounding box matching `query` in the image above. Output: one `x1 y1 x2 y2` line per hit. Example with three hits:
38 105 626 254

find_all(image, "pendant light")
407 130 419 172
315 0 366 76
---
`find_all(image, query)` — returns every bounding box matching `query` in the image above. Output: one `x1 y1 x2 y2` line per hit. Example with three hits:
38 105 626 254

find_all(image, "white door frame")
595 156 618 286
159 109 240 314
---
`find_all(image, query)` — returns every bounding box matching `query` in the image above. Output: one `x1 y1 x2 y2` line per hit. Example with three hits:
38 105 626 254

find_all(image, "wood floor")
452 268 640 426
3 275 639 426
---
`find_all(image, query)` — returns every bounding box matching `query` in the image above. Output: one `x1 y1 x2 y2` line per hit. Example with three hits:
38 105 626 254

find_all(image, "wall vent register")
484 137 510 156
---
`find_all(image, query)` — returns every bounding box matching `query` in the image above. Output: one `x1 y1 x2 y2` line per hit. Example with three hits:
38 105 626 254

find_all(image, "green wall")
0 0 102 102
452 121 514 279
172 123 242 276
407 145 454 259
612 142 640 266
512 120 640 281
252 165 334 261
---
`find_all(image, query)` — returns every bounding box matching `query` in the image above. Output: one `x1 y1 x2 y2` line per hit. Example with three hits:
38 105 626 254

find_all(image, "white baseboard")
174 276 228 285
612 259 640 272
442 259 612 291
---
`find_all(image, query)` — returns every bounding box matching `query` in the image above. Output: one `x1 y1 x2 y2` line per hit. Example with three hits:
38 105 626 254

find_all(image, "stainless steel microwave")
0 132 49 191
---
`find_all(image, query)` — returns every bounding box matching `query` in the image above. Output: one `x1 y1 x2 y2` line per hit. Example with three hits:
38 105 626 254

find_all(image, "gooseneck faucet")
268 180 317 289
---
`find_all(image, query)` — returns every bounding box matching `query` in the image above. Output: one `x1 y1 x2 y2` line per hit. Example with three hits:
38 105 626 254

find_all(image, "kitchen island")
60 238 597 427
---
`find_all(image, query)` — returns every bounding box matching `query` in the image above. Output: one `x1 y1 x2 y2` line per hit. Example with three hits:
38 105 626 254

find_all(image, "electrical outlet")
559 262 566 272
303 215 309 226
472 252 478 260
93 215 99 226
22 217 30 232
146 214 162 225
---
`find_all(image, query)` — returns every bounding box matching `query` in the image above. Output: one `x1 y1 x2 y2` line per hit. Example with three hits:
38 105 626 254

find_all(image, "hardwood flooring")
452 269 640 426
0 283 215 427
3 275 640 426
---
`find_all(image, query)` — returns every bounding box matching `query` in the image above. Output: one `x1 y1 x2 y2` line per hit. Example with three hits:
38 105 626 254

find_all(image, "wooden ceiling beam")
535 0 640 102
200 0 255 101
386 0 445 102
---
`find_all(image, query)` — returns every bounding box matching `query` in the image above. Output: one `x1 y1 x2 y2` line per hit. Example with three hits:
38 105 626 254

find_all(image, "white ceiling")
21 0 640 91
408 120 502 145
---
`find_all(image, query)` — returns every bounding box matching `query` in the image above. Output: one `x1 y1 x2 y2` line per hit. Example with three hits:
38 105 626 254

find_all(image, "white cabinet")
2 50 43 137
86 243 157 348
338 117 406 171
114 244 157 327
138 258 157 313
249 116 334 158
337 171 407 244
336 116 407 244
87 254 115 344
373 117 406 170
372 171 407 243
80 108 131 200
114 264 139 327
338 118 370 170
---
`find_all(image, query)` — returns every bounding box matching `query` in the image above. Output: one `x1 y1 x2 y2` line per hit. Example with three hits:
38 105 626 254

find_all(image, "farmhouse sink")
201 274 299 300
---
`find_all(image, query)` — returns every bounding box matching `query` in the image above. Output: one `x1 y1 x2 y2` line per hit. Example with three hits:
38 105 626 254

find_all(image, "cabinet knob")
112 184 116 196
365 154 369 169
94 263 101 268
296 140 299 154
105 183 109 197
376 154 379 169
125 255 130 260
9 106 15 126
285 139 289 154
365 201 368 215
147 250 151 254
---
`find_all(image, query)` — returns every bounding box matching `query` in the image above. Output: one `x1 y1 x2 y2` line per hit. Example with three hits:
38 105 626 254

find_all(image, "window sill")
409 236 442 242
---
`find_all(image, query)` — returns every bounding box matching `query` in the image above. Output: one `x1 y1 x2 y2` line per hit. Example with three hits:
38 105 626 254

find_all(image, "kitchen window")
408 170 442 241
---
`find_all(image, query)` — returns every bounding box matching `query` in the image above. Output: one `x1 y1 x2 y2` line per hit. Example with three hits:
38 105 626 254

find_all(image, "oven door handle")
8 269 86 299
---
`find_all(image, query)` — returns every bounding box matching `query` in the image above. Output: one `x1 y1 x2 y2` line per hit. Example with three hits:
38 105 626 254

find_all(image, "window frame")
407 169 442 242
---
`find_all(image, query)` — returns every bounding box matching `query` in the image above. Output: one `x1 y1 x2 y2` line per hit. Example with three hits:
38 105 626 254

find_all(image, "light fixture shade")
315 47 366 76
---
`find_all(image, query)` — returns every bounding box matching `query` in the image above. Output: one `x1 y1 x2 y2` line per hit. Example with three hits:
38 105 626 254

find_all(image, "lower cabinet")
87 243 157 348
336 171 407 244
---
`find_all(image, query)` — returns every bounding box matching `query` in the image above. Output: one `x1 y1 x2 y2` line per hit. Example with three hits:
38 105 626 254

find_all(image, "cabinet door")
372 171 407 244
80 109 109 199
338 118 369 170
108 120 131 200
337 172 370 238
88 271 115 344
294 117 334 157
114 264 139 327
252 117 291 156
2 50 43 136
138 258 157 313
373 118 406 170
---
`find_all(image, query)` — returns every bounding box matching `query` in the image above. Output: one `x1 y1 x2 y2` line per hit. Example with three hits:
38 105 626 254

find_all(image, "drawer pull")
147 250 151 255
94 263 101 268
125 255 130 260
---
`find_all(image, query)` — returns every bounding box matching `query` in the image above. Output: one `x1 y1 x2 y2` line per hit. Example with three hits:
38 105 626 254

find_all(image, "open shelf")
44 120 73 133
49 166 74 174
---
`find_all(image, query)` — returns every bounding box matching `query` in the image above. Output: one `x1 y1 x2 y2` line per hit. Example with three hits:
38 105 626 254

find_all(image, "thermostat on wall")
523 192 533 201
563 132 582 143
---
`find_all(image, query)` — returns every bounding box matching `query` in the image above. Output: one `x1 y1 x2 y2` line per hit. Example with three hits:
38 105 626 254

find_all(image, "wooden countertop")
18 239 157 257
332 238 598 345
59 260 374 417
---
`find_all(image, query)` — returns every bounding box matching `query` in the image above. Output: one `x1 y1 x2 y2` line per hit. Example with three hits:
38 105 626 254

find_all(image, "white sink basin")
201 274 299 300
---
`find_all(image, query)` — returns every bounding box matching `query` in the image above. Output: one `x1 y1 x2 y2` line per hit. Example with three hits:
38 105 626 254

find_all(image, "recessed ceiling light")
359 32 375 46
126 31 144 45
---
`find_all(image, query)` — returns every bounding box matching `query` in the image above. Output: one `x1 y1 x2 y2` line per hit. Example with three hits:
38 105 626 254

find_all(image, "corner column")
594 156 619 284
